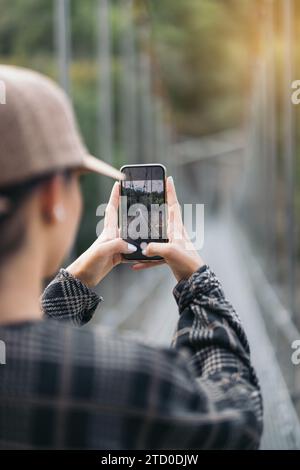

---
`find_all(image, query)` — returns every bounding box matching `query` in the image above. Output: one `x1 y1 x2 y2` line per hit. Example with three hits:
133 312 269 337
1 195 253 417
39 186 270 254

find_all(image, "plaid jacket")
0 265 263 449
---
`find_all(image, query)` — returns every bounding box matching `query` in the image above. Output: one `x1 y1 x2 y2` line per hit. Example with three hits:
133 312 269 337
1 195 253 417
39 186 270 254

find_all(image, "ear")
39 175 65 224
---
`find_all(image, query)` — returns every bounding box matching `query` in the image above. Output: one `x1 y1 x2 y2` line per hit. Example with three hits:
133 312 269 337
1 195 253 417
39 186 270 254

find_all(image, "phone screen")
120 165 167 260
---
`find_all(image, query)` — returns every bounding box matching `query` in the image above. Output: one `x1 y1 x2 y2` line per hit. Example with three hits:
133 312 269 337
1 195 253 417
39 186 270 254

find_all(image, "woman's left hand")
66 182 137 287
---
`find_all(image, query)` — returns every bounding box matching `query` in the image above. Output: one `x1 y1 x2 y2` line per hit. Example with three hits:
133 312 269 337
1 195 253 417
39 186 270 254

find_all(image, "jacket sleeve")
169 264 263 448
121 264 263 449
41 268 102 326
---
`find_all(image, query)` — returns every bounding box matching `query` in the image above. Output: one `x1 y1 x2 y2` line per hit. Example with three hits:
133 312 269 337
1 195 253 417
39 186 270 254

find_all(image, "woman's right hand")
66 182 137 287
131 176 205 282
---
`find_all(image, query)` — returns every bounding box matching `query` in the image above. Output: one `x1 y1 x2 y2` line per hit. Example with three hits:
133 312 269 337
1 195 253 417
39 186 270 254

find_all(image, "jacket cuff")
173 264 208 304
41 268 102 326
173 264 224 312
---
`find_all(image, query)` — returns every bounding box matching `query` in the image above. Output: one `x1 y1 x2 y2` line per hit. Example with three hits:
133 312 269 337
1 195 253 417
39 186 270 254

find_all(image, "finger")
143 242 169 258
168 205 185 241
104 182 120 231
108 181 120 209
166 176 178 208
131 260 166 271
100 238 137 256
166 177 182 229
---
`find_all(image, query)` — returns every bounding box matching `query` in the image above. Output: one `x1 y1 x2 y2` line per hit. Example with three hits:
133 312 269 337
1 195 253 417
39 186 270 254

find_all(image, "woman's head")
0 65 123 278
0 168 82 276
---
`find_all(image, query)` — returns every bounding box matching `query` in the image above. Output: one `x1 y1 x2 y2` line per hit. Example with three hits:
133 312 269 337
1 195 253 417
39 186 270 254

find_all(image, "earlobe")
39 175 66 224
53 205 65 223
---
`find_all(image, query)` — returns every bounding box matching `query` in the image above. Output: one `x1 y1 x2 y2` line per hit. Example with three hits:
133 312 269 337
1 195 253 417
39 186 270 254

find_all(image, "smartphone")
120 164 168 261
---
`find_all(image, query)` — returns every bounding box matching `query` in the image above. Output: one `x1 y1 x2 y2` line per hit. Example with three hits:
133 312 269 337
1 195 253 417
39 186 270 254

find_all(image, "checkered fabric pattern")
40 269 102 326
0 265 263 449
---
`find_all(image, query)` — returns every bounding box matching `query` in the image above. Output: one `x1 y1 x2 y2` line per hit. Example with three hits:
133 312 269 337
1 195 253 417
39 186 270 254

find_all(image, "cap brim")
80 154 125 180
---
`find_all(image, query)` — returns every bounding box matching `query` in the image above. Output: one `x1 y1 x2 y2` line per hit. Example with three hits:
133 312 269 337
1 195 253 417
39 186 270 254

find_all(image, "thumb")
144 242 169 258
102 238 137 255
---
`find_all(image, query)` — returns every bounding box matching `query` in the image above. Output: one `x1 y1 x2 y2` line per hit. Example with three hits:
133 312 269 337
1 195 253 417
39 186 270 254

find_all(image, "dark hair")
0 169 73 263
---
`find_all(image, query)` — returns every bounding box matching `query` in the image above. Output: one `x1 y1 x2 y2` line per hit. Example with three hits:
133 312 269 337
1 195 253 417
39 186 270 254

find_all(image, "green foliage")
0 0 53 56
0 0 262 251
149 0 260 135
0 0 260 137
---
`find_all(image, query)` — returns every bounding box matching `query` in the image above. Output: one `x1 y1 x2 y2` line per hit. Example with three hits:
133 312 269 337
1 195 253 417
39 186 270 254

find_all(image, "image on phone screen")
120 165 167 261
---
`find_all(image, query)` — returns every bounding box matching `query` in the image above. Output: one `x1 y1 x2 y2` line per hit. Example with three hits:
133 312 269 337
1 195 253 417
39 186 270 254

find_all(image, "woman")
0 65 263 449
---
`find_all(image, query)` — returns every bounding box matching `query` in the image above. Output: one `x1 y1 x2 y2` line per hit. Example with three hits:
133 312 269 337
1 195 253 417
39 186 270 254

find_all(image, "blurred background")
1 0 300 449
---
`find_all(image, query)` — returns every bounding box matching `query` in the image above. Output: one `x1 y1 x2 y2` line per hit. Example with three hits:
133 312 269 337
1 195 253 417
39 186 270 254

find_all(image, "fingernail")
142 249 147 256
127 243 137 252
